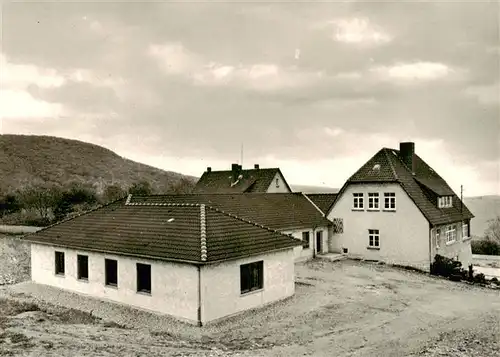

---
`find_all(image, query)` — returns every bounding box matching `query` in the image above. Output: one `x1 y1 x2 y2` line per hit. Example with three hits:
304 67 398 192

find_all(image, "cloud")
370 62 456 82
464 84 499 105
0 90 64 119
148 42 324 92
1 53 65 89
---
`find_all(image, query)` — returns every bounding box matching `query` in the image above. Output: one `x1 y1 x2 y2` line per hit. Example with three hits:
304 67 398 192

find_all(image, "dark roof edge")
301 192 326 216
276 168 293 193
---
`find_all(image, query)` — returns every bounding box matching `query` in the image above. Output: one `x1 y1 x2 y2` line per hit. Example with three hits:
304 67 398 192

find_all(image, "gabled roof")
194 168 292 193
128 193 332 230
305 194 338 214
328 147 474 226
22 199 301 265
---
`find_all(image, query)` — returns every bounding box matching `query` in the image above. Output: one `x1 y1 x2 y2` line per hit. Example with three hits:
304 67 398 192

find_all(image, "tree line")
0 178 194 227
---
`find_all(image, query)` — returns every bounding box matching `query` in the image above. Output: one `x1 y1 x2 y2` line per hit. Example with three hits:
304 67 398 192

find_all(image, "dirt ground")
1 235 499 356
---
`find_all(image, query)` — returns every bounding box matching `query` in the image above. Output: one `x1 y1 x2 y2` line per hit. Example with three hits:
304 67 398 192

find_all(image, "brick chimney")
254 164 260 169
399 142 415 174
207 167 212 173
231 163 242 182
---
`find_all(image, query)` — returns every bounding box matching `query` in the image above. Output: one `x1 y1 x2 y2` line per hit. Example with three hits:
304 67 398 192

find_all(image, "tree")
0 193 21 217
484 216 500 244
166 178 195 194
128 180 152 195
102 184 126 203
18 184 62 221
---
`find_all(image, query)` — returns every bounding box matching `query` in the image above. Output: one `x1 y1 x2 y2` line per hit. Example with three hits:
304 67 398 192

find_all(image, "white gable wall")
200 248 295 324
281 226 329 261
30 243 199 323
327 183 431 271
266 172 291 193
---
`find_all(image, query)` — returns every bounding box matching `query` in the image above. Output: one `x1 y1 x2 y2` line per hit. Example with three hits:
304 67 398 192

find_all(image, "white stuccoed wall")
282 226 329 261
200 248 295 324
30 243 199 323
266 172 291 193
328 183 431 271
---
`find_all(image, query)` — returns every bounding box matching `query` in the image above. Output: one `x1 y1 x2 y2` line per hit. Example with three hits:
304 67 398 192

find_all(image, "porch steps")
316 253 346 262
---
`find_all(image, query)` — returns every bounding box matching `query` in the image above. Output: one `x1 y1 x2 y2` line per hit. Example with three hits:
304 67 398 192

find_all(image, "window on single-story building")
105 259 118 287
240 261 263 294
302 231 310 249
55 251 65 276
136 263 151 294
77 254 89 280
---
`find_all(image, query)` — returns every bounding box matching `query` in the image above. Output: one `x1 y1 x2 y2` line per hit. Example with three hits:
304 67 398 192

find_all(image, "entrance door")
316 231 323 254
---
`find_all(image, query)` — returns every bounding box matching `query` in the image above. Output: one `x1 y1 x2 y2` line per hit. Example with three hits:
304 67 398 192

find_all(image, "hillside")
291 184 339 194
0 135 195 193
464 195 500 238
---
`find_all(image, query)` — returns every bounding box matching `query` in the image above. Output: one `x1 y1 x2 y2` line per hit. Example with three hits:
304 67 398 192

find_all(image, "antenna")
240 143 244 168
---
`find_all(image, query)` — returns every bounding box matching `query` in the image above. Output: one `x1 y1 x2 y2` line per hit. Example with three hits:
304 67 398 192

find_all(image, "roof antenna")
240 143 244 168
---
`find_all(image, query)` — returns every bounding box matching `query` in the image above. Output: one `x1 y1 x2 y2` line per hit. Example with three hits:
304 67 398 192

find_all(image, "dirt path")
1 240 499 356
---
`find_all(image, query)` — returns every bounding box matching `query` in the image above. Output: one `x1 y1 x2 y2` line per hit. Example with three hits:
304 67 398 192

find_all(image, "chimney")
231 163 241 182
254 164 260 169
207 167 211 173
399 142 415 174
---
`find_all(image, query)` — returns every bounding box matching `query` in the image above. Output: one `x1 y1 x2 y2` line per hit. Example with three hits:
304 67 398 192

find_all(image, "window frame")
54 251 65 276
275 178 280 188
240 261 264 295
445 225 456 245
353 193 364 210
438 196 453 208
77 254 89 281
302 231 310 249
435 228 441 248
368 192 380 210
383 192 396 211
136 263 152 295
462 222 469 240
105 258 118 287
368 229 380 249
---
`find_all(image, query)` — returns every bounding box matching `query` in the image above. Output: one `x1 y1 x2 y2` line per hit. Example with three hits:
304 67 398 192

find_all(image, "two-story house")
326 142 474 272
194 164 292 193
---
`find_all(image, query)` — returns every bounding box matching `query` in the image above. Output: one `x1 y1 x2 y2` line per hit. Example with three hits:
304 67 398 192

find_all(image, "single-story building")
127 193 332 261
326 142 475 271
22 198 302 326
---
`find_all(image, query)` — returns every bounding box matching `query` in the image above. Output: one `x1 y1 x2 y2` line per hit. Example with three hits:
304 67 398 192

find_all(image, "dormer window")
438 196 453 208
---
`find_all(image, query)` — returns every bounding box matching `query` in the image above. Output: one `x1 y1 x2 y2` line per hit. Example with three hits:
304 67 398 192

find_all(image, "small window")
368 193 379 210
445 225 456 244
105 259 118 287
368 229 380 248
302 231 310 249
435 228 441 248
462 223 469 240
240 261 263 294
77 255 89 280
136 263 151 294
353 193 364 209
438 196 453 208
55 251 65 275
384 192 396 210
275 178 280 188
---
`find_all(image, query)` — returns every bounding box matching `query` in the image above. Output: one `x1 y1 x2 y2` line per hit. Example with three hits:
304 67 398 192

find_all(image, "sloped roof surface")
23 199 301 264
305 194 338 214
334 147 474 226
129 193 331 230
194 168 291 193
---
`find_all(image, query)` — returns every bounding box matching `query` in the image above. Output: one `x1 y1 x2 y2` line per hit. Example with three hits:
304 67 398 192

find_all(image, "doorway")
316 231 323 254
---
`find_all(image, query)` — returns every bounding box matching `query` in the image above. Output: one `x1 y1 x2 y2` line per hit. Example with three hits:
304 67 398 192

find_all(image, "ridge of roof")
125 195 295 238
200 204 207 262
383 148 399 181
302 192 326 216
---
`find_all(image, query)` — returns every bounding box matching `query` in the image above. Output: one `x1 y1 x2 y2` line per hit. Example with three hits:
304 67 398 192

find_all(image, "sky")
1 0 499 196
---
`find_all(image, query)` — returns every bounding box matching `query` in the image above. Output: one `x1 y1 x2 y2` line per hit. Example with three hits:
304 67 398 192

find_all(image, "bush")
430 254 462 278
473 273 487 285
471 239 500 255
